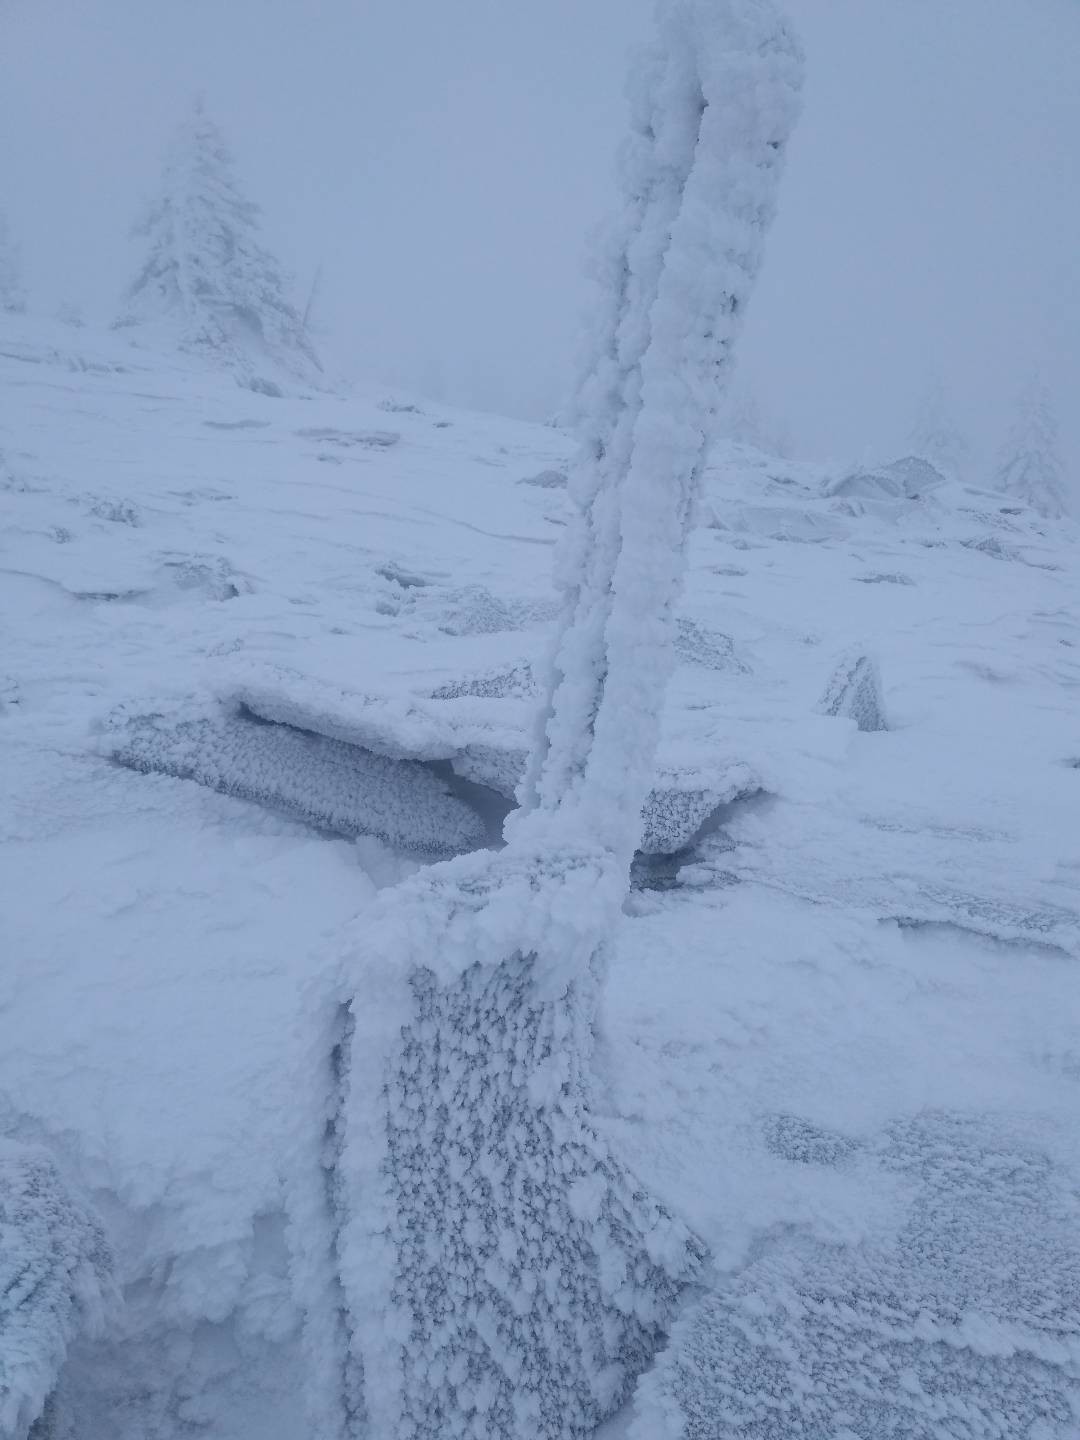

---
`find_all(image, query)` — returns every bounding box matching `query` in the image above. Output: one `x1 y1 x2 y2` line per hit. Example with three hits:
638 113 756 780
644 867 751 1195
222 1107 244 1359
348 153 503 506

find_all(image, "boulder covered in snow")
825 454 948 503
818 651 888 733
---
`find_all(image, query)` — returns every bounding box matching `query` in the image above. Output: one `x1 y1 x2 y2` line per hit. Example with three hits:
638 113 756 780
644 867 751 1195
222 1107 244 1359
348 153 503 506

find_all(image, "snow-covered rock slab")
0 1143 112 1440
101 698 486 854
630 1111 1080 1439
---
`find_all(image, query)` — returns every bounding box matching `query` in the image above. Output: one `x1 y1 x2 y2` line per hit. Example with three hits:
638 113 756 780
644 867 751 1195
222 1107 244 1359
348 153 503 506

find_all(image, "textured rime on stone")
674 618 749 673
102 701 485 855
818 651 888 732
0 1144 112 1440
386 954 704 1440
629 1112 1080 1439
332 3 804 1437
220 663 761 858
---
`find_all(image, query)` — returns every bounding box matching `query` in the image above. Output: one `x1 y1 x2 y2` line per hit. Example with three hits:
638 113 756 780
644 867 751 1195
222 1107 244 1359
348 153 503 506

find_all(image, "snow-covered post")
329 5 802 1439
995 375 1069 519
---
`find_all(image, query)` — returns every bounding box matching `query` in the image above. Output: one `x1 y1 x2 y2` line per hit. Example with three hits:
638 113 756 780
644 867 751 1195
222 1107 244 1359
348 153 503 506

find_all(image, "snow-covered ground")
2 317 1079 1434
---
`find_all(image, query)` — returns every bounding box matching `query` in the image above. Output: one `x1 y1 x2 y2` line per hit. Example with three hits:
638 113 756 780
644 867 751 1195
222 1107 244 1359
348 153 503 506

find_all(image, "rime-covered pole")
518 0 802 873
331 5 802 1439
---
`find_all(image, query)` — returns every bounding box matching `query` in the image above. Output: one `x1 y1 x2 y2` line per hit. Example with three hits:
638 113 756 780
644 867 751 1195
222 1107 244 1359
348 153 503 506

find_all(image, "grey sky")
2 0 1078 476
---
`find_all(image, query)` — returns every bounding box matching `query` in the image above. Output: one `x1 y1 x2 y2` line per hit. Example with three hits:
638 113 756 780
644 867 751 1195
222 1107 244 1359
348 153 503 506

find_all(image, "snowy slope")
2 318 1079 1435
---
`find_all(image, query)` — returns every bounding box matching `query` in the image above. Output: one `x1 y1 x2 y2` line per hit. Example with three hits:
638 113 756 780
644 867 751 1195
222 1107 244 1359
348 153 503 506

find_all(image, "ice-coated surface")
630 1112 1080 1438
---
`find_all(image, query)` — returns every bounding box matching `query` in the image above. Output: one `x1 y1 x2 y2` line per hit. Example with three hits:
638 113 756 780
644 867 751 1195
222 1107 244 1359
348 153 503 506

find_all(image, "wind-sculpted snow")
0 1144 112 1440
102 699 485 854
630 1112 1080 1439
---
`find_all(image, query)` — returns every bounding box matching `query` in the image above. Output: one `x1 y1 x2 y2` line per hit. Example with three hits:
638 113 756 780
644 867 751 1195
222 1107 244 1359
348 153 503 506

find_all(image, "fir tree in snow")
0 210 26 315
908 378 969 482
994 374 1069 519
115 97 321 386
329 5 804 1439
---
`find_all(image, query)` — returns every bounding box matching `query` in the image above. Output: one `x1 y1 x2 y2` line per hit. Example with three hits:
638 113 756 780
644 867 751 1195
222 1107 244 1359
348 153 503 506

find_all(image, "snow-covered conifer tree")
0 209 27 315
908 378 969 481
116 97 321 386
328 6 803 1440
994 374 1069 519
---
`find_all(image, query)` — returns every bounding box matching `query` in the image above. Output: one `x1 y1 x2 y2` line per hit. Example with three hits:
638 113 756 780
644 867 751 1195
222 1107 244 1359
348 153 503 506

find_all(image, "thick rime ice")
629 1112 1080 1439
519 0 803 859
102 700 486 855
0 1144 112 1440
333 842 705 1440
333 4 804 1438
114 97 321 388
818 650 888 733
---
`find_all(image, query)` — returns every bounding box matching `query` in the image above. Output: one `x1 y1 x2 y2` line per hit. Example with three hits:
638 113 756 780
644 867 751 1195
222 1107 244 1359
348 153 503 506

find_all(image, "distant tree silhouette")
995 375 1069 519
908 379 969 481
116 97 321 387
0 208 27 315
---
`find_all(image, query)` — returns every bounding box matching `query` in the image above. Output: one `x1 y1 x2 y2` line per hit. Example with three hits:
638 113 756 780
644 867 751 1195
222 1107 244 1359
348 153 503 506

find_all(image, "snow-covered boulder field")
2 317 1078 1435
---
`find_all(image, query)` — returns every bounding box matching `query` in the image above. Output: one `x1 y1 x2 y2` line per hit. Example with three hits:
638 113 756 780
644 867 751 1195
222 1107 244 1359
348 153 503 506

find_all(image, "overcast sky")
2 0 1078 474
